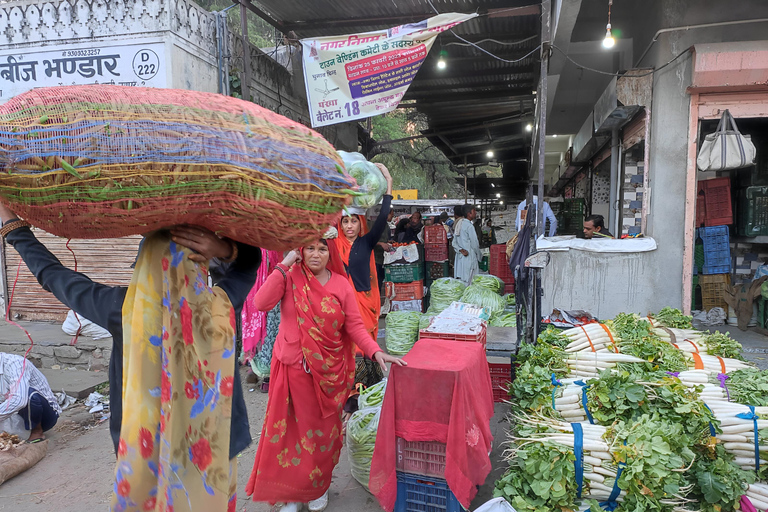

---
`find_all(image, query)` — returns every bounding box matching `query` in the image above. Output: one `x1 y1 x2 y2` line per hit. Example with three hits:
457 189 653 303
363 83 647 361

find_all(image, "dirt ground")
0 366 508 512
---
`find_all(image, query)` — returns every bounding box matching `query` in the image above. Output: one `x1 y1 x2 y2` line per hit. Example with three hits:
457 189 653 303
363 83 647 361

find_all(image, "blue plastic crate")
698 226 731 274
395 472 464 512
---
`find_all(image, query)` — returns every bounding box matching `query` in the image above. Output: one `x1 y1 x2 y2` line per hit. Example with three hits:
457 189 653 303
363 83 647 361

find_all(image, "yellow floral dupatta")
112 232 237 512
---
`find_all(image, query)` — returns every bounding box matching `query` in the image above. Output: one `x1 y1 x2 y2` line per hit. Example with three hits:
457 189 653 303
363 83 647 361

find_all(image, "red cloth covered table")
369 338 495 511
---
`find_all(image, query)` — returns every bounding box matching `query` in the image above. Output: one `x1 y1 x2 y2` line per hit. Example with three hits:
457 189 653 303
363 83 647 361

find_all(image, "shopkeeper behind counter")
583 214 614 239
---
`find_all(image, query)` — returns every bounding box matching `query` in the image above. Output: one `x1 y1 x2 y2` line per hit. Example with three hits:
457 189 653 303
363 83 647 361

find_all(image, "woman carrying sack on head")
0 203 260 512
245 238 404 512
326 164 393 410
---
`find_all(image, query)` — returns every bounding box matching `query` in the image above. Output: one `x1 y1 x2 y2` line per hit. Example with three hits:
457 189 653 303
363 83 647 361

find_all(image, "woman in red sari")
246 239 404 512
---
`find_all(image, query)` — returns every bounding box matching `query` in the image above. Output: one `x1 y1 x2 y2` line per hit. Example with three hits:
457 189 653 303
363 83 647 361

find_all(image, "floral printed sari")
112 232 237 512
246 260 355 504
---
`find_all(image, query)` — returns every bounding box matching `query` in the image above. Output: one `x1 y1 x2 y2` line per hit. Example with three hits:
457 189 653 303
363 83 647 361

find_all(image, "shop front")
684 42 768 322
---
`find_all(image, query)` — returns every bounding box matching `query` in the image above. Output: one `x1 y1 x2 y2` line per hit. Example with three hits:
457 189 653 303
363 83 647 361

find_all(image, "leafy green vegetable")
460 284 505 315
503 293 516 307
609 313 687 372
471 274 505 294
701 331 744 360
338 151 388 208
384 311 420 356
489 312 516 327
537 327 570 350
723 368 768 406
690 445 755 512
654 307 693 329
426 277 466 315
509 362 558 412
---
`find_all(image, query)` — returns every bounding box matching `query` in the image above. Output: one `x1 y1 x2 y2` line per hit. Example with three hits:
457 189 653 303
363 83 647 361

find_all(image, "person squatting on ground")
0 352 61 442
245 240 404 512
0 202 260 512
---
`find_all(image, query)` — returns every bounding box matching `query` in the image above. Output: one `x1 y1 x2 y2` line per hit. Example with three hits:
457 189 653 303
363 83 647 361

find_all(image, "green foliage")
509 362 557 412
493 442 577 512
701 331 744 360
537 326 570 350
370 111 462 199
586 370 717 446
609 313 687 372
690 445 755 512
654 307 693 329
725 368 768 405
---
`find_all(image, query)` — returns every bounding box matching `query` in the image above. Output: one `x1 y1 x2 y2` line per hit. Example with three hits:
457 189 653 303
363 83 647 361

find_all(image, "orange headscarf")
326 215 381 345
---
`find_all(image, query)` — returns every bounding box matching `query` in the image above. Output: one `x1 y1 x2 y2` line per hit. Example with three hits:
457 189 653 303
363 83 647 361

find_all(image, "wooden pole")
240 2 251 102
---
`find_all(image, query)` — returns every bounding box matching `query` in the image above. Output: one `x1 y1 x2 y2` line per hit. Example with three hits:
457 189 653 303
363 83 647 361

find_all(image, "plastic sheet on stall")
542 308 597 328
536 236 657 253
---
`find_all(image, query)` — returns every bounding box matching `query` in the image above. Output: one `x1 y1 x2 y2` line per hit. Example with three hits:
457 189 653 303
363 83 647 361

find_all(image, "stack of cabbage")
0 85 355 250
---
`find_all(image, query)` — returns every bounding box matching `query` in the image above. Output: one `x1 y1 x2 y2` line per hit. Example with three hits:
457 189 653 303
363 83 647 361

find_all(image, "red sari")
246 260 358 504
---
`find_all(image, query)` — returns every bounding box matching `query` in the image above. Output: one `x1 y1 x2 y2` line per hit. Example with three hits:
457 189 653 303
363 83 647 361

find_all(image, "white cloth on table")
452 218 481 284
515 198 558 236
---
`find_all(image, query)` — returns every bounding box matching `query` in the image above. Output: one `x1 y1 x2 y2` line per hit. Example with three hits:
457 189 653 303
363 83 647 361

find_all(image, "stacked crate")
423 225 450 287
385 243 425 313
698 225 732 312
489 244 514 294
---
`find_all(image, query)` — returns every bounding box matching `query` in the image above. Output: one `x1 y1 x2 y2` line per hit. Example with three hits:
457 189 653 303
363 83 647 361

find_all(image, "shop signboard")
301 13 477 128
0 41 167 101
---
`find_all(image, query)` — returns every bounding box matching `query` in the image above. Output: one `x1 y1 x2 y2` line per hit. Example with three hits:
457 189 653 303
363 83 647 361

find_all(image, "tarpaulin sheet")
369 338 494 510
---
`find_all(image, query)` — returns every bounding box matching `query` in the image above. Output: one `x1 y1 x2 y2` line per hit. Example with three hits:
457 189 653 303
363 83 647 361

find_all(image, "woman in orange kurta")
245 240 404 512
326 164 393 411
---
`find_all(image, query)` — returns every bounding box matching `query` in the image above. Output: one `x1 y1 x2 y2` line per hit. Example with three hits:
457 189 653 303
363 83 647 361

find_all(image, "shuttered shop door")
4 230 141 322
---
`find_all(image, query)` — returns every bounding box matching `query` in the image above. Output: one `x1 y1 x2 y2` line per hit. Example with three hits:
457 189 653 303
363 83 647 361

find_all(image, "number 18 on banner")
300 13 477 128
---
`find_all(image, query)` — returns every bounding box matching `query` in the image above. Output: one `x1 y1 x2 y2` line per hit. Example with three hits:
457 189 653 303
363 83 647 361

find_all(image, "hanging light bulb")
603 24 615 48
602 0 615 49
437 58 447 69
525 123 533 132
486 150 494 158
496 193 501 198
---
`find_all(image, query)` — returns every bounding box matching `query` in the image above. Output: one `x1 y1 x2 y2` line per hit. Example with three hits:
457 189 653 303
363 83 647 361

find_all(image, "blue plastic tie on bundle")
551 373 562 411
703 404 717 438
574 380 595 424
736 405 761 473
599 440 627 511
572 422 584 499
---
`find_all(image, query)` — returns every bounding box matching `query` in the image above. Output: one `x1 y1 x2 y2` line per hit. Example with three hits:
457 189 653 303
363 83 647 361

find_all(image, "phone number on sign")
61 49 102 57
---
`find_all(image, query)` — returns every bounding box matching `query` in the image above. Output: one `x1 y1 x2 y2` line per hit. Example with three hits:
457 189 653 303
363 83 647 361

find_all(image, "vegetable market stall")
495 307 768 512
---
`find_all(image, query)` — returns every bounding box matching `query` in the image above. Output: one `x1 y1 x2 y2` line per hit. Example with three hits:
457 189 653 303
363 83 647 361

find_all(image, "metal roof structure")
236 0 541 198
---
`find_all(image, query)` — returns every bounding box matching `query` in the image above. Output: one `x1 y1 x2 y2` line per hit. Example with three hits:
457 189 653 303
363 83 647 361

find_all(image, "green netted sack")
385 311 421 356
427 278 466 315
346 406 381 492
472 274 505 294
460 284 505 315
358 379 387 409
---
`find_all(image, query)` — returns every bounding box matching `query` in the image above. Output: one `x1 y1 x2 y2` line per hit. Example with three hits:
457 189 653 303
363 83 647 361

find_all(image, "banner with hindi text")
300 13 477 128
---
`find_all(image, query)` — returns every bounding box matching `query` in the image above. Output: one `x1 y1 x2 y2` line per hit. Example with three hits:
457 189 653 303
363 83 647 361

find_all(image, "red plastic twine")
599 323 618 353
579 325 596 352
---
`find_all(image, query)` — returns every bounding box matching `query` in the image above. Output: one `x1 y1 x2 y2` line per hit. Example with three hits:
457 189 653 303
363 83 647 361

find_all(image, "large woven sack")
0 86 354 250
0 440 48 486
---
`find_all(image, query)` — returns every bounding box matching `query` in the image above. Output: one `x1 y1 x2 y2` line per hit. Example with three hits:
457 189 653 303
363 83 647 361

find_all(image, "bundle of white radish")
683 352 753 374
564 351 645 379
552 382 590 423
654 327 706 351
563 323 620 353
746 483 768 511
509 419 626 503
705 401 768 472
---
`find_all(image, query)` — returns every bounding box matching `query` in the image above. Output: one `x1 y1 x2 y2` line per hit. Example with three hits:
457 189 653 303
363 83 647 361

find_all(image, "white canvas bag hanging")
697 109 756 171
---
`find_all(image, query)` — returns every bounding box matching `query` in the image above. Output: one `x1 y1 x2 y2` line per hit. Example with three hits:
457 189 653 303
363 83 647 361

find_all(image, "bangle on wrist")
219 239 238 263
0 219 29 238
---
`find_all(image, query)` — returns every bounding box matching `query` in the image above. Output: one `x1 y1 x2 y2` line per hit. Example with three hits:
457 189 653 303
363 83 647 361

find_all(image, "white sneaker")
278 504 302 512
308 491 329 512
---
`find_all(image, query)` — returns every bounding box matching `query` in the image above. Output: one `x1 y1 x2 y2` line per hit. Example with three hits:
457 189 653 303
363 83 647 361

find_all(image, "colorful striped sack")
0 85 354 250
